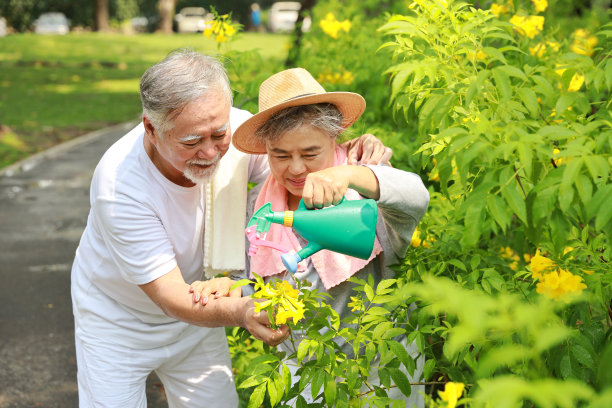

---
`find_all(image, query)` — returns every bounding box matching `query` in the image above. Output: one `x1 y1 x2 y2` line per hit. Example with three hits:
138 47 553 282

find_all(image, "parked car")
174 7 212 33
33 12 69 35
268 2 311 33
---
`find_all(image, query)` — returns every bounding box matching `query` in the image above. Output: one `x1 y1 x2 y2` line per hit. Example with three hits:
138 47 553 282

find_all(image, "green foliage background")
225 0 612 406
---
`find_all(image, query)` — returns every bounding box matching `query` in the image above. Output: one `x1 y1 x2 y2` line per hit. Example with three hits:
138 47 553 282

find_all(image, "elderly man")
70 49 392 407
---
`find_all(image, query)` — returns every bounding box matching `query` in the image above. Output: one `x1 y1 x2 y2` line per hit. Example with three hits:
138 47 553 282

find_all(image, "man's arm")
139 266 288 346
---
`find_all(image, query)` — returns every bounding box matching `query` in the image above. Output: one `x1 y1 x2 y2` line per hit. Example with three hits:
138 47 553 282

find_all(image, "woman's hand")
302 165 380 209
189 277 241 306
302 166 350 209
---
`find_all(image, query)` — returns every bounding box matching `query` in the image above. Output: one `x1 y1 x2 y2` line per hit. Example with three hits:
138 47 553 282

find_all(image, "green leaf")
501 184 527 223
482 46 508 65
324 373 337 406
367 306 391 316
586 184 612 222
575 174 593 205
376 279 397 294
537 125 578 141
387 340 410 372
389 368 412 397
556 94 577 115
423 358 436 381
532 75 555 100
560 354 574 379
492 67 512 101
297 339 310 363
311 369 324 401
229 279 254 292
605 58 612 90
486 194 511 231
517 88 539 117
497 64 528 81
364 284 375 302
247 383 266 408
238 375 267 389
572 344 596 370
559 158 583 212
466 70 490 107
448 259 467 271
268 376 279 407
482 269 505 292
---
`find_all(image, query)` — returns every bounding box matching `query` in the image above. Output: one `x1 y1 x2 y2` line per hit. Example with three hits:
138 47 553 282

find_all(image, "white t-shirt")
71 107 269 349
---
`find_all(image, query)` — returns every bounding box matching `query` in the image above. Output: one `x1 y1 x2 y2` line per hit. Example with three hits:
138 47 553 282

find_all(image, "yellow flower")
348 296 362 312
490 3 508 16
500 247 520 271
411 228 424 247
204 27 213 38
216 32 227 43
510 15 545 38
552 147 564 166
536 269 587 299
583 269 594 275
570 29 598 56
223 22 236 37
529 42 546 58
530 249 556 280
531 0 548 13
439 382 465 408
341 70 355 85
567 73 585 92
253 279 305 325
319 13 351 39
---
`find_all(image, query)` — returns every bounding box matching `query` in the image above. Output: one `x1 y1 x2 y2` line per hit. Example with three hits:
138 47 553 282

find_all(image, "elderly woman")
192 68 429 405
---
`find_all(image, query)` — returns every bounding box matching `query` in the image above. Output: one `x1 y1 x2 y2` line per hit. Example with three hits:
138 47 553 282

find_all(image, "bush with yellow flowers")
226 1 611 407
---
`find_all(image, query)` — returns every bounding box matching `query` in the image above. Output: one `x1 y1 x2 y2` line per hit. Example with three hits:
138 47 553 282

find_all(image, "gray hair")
140 48 233 136
255 103 345 144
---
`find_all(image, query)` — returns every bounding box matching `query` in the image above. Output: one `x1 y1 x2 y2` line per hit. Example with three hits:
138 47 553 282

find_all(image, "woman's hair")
139 48 232 137
255 103 345 144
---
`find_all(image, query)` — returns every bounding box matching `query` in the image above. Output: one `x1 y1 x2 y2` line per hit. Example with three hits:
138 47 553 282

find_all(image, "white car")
34 12 69 35
174 7 212 33
268 2 311 33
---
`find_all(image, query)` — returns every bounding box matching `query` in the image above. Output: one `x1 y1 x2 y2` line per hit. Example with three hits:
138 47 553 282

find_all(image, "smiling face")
144 87 231 187
266 125 336 202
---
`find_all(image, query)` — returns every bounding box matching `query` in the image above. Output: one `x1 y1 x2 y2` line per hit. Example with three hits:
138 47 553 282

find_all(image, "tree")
95 0 110 31
157 0 175 33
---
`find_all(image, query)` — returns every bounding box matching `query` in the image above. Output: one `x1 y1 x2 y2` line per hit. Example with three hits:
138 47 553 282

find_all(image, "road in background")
0 122 166 407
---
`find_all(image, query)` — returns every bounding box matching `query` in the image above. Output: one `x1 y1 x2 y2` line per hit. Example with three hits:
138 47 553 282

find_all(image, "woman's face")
266 125 336 199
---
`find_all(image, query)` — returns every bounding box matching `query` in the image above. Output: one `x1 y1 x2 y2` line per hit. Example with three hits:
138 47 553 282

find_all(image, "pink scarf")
249 145 383 290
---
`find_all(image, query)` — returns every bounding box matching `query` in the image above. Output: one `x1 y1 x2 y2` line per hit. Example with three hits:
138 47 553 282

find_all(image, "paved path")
0 122 166 407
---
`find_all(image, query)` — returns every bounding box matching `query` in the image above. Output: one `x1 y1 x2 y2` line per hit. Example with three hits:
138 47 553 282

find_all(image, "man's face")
147 88 232 186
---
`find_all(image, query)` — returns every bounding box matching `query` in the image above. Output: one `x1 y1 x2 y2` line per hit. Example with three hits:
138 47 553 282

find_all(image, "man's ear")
142 115 158 146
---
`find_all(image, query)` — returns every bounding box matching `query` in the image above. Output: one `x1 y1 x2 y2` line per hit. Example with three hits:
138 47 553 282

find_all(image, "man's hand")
242 298 290 347
189 277 241 306
343 133 393 166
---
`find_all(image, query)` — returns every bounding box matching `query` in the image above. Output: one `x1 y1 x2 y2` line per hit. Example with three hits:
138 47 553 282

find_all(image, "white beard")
184 153 221 185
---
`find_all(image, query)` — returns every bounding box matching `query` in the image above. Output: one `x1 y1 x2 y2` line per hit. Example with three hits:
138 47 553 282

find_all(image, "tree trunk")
157 0 176 34
95 0 110 32
285 0 317 68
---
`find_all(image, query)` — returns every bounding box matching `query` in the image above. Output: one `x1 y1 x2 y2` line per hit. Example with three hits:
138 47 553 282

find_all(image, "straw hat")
232 68 366 154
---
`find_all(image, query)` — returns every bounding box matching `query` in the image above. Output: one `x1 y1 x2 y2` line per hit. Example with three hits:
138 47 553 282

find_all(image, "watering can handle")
298 197 346 211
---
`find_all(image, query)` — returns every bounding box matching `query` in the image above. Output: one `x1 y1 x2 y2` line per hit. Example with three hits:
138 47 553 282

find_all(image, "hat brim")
232 92 366 154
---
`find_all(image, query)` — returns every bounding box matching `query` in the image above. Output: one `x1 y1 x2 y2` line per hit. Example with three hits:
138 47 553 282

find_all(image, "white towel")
203 144 249 278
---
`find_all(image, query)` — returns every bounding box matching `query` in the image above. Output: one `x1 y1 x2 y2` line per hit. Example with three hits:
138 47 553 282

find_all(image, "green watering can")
245 198 378 273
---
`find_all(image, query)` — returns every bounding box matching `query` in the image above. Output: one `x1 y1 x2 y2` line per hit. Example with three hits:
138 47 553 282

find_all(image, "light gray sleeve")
365 164 430 260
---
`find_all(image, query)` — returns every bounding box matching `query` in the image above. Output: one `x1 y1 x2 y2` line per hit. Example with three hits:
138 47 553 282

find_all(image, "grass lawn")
0 32 290 169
